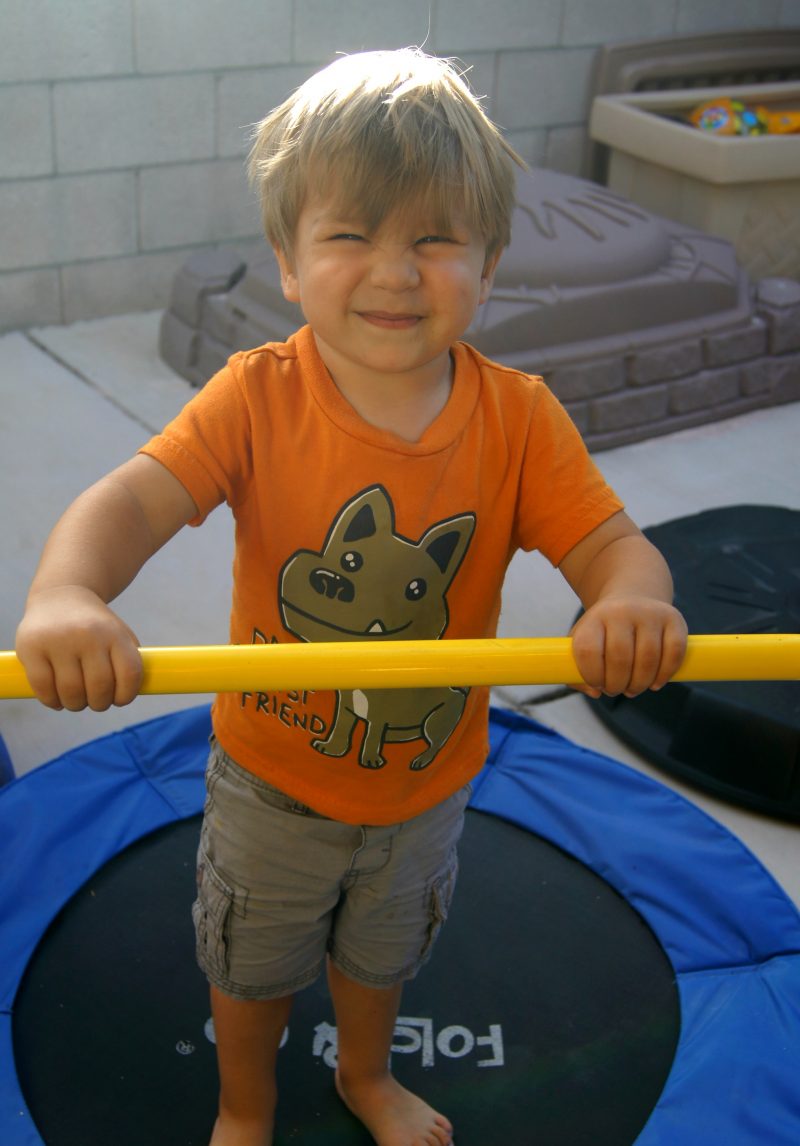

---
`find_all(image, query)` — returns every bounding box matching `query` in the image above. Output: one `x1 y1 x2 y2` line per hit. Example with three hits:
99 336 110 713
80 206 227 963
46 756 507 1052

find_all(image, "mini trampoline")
2 705 800 1145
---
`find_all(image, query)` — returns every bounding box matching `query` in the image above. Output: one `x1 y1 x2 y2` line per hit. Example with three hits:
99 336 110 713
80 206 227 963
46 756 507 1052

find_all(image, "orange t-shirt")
140 325 623 824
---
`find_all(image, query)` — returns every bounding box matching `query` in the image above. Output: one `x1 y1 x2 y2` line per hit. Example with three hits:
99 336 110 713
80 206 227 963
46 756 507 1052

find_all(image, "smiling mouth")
358 311 421 330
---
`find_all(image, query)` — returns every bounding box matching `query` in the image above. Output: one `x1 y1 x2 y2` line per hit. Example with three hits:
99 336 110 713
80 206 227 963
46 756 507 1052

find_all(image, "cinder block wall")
1 0 796 332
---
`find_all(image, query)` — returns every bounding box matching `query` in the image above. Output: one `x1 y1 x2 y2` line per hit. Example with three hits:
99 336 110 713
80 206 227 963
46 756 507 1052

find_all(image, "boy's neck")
335 369 453 443
313 336 455 443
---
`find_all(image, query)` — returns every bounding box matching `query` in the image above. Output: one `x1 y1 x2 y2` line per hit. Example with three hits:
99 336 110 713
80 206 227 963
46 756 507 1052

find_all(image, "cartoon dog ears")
327 485 475 588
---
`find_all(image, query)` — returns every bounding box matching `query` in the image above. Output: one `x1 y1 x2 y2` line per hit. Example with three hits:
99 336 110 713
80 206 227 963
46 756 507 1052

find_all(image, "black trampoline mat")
13 810 679 1146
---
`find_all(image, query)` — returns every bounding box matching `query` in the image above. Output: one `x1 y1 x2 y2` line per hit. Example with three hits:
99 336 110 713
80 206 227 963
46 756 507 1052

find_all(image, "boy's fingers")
27 635 142 713
81 648 122 712
624 626 665 696
602 623 638 696
570 616 611 694
572 606 688 698
651 615 689 691
20 653 63 710
73 635 143 711
50 654 91 711
570 681 603 699
622 615 688 697
110 639 144 706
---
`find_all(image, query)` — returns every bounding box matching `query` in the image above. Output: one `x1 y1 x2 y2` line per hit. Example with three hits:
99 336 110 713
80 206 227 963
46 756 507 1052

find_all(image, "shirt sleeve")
138 354 254 526
515 382 624 566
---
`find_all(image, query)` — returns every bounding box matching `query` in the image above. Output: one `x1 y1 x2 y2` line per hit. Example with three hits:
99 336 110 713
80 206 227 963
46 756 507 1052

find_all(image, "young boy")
16 49 687 1146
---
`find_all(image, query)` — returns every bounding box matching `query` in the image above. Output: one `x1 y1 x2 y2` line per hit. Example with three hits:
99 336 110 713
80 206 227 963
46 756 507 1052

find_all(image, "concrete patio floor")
1 311 798 906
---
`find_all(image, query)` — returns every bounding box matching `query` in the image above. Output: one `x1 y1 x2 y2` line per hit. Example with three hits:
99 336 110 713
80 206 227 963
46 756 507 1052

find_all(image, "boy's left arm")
558 511 688 698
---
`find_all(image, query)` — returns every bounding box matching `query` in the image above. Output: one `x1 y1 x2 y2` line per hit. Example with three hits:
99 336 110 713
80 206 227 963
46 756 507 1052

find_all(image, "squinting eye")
416 235 450 245
331 233 364 242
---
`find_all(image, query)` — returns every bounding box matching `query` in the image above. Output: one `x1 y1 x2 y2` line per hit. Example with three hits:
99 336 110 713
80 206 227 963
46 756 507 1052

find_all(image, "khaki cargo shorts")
193 739 470 1000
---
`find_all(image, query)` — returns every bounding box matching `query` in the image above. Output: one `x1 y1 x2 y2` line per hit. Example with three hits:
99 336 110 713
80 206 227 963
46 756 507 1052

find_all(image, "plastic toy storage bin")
589 82 800 282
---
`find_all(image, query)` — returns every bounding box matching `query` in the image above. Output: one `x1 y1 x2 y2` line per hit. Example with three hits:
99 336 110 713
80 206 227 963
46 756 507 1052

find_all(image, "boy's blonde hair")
248 48 525 258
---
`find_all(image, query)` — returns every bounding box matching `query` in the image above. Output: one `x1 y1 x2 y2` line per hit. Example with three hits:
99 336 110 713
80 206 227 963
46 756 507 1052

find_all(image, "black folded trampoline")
592 504 800 821
2 705 799 1145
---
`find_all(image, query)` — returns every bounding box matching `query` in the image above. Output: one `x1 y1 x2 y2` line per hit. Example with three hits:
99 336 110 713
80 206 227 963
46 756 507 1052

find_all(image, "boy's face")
274 194 500 390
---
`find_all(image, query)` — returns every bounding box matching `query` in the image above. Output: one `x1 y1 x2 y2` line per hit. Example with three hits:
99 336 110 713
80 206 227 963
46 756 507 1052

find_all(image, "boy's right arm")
15 454 198 712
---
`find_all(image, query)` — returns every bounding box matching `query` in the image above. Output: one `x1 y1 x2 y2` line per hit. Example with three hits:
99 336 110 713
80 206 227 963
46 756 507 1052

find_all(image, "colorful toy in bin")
689 97 800 136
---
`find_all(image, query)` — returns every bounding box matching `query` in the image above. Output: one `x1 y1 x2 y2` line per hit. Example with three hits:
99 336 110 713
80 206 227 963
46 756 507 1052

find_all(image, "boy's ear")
478 250 502 305
273 247 300 303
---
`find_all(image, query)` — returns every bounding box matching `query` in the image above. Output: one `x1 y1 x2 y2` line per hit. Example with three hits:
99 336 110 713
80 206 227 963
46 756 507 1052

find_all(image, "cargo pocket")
419 850 459 965
192 849 236 982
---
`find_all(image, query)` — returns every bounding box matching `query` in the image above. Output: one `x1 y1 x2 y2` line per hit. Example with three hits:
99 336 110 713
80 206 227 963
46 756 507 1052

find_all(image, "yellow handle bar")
0 634 797 698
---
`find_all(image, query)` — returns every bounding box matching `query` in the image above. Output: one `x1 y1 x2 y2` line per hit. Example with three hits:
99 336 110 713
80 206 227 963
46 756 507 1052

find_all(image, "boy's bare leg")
328 961 454 1146
208 984 293 1146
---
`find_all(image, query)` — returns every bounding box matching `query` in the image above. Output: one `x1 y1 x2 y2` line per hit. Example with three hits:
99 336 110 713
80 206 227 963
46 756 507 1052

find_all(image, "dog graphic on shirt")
279 486 475 771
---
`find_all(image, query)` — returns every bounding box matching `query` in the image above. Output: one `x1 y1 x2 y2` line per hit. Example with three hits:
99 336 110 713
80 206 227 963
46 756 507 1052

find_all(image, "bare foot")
208 1113 273 1146
335 1069 453 1145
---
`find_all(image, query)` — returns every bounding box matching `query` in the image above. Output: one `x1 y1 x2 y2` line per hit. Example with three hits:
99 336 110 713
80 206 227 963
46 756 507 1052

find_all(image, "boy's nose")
369 248 420 291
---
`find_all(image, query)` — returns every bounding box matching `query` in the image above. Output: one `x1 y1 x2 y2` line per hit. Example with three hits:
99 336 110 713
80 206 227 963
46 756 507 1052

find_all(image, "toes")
427 1123 454 1146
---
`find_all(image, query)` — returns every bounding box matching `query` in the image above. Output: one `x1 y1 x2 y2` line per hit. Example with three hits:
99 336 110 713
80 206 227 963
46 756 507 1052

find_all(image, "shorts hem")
329 945 423 988
200 959 323 1002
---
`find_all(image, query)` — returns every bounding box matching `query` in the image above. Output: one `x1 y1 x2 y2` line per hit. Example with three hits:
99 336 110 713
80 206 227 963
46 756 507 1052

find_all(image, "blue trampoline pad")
1 705 798 1144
